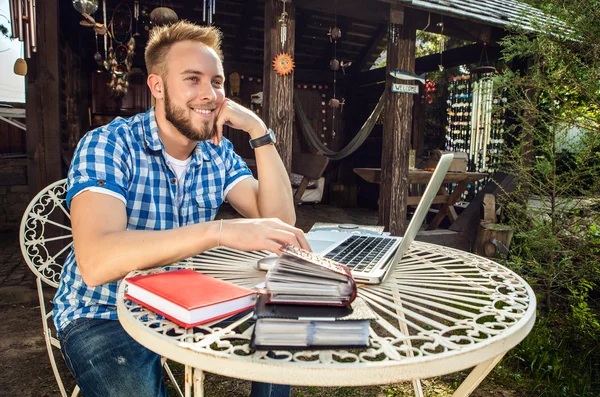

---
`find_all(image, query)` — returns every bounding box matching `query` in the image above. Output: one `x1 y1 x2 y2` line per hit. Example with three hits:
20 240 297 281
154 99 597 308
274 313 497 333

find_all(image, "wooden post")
25 0 62 195
475 194 513 258
379 5 416 235
263 0 295 174
412 91 425 157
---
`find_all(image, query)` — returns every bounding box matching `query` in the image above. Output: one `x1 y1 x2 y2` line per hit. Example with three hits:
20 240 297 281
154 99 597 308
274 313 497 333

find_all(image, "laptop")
307 153 454 284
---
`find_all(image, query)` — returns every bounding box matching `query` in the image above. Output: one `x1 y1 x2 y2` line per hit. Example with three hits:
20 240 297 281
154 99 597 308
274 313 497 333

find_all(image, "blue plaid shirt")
53 108 252 333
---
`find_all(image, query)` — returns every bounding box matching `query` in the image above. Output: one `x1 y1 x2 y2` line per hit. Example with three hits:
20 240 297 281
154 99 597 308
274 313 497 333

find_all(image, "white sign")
392 83 419 94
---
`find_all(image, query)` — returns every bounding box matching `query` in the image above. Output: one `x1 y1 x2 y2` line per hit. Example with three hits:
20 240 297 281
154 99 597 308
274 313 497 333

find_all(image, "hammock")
294 92 385 161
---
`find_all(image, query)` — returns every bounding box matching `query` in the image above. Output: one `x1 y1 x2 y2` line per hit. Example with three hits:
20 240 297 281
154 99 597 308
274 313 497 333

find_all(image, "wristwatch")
249 128 276 149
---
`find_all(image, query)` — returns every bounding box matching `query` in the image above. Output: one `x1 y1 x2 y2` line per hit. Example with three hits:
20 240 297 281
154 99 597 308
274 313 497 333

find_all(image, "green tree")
496 1 600 395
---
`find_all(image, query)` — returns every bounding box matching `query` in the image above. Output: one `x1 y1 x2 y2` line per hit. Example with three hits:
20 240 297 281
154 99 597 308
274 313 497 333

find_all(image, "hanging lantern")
150 7 178 27
72 0 99 15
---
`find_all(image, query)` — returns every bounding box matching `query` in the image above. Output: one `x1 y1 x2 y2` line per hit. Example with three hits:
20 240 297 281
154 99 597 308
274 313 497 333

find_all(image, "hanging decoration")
71 1 111 70
278 0 290 49
327 0 344 139
437 17 445 71
7 0 38 61
445 43 506 200
423 80 437 105
93 33 103 67
328 97 345 111
271 0 294 77
133 1 140 36
107 2 135 99
202 0 217 24
272 52 295 76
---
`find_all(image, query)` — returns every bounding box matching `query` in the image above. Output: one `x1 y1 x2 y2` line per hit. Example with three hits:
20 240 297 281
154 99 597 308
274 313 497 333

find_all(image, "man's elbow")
75 254 106 287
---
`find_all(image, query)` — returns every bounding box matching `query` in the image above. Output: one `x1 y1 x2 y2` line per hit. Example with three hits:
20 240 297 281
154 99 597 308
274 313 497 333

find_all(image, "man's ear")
147 74 164 100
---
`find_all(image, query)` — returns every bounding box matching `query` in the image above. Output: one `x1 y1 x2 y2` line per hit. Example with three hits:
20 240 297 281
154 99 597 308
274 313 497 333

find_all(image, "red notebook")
125 269 257 328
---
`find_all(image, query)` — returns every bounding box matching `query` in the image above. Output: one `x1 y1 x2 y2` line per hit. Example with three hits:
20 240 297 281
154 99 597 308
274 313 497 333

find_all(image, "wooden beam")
416 43 501 73
444 19 492 43
26 0 62 195
233 0 256 63
294 0 389 24
378 5 416 235
224 61 347 84
354 42 502 86
355 23 387 72
262 0 295 173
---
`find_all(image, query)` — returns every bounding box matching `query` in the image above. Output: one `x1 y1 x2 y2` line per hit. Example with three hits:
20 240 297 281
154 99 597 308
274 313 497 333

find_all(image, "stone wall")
0 158 29 232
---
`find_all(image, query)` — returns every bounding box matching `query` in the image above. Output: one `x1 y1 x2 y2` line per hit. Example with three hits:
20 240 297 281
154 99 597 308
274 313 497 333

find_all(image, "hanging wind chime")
8 0 38 75
272 0 295 76
202 0 217 24
437 16 445 71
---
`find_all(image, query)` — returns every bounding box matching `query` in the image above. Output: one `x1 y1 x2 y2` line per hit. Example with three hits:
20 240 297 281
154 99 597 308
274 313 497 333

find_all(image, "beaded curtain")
445 70 506 200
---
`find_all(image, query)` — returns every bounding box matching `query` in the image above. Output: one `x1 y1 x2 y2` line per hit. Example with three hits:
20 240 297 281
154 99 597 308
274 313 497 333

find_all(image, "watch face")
268 129 277 144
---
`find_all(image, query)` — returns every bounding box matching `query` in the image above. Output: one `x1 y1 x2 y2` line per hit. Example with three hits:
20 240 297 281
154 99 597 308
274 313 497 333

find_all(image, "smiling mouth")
191 107 213 115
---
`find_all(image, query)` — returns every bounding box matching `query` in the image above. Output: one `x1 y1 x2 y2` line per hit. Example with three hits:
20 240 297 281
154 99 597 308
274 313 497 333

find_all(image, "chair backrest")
291 152 329 181
20 179 71 288
291 152 329 202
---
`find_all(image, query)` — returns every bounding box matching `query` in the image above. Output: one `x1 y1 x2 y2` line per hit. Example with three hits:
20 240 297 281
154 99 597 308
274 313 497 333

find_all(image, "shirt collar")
143 107 211 165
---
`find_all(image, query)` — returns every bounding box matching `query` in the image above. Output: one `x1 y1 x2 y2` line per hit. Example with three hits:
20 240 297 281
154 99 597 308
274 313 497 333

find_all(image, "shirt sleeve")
66 125 131 209
220 137 253 193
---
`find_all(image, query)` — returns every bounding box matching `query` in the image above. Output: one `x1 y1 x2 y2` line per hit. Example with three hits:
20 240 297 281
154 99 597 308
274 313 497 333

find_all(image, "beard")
164 84 215 141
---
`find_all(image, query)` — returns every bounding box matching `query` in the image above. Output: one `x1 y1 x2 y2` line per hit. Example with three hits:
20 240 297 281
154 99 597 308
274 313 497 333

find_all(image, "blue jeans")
58 318 291 397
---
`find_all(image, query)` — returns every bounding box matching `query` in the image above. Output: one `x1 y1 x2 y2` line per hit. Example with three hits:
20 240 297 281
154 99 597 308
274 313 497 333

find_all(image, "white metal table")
117 241 536 397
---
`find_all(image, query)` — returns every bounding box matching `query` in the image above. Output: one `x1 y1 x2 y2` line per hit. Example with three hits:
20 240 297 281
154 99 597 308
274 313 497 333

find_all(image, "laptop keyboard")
323 235 397 272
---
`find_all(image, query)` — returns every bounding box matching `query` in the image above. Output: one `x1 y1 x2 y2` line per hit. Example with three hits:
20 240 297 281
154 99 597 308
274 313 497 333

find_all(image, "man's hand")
219 218 311 254
211 98 266 145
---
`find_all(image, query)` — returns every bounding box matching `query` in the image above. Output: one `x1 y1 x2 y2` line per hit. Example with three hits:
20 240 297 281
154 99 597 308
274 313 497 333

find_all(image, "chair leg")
37 278 70 397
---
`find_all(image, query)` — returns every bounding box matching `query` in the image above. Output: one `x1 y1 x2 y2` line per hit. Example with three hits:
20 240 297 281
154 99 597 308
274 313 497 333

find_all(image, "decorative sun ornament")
272 53 295 76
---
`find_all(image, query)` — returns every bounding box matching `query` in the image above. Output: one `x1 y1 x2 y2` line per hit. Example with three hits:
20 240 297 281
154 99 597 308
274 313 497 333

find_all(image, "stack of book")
251 245 376 350
123 246 377 350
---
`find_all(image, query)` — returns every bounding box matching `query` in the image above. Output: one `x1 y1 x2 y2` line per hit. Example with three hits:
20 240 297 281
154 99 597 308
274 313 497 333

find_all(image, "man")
53 21 308 397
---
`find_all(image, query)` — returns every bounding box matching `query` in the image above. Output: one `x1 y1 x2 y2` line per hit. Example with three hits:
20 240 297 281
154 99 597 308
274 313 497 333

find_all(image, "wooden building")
1 0 549 236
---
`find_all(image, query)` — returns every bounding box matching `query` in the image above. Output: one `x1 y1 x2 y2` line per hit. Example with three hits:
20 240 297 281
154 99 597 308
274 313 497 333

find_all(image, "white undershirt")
163 152 193 207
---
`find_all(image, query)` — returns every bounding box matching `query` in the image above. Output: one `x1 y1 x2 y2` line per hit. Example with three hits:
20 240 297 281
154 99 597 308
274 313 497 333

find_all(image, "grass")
162 361 523 397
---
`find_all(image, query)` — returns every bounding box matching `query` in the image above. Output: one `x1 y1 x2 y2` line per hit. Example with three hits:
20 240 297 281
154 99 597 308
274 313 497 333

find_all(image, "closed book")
265 245 357 306
251 295 376 350
125 269 257 328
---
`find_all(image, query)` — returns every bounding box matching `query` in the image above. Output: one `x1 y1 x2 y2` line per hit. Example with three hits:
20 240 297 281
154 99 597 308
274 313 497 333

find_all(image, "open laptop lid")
380 153 454 283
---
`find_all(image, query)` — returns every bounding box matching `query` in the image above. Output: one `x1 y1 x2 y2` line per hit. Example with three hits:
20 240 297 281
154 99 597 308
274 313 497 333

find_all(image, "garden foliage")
496 1 600 395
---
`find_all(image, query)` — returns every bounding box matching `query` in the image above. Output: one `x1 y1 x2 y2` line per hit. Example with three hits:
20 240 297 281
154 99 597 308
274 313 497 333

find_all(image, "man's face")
161 41 225 141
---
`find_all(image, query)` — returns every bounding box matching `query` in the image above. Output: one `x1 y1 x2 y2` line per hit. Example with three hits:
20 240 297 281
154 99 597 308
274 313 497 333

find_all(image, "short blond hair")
145 21 223 76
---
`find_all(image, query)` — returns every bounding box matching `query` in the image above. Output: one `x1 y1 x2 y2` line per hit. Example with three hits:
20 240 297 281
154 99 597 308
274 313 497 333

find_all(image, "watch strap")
249 129 276 149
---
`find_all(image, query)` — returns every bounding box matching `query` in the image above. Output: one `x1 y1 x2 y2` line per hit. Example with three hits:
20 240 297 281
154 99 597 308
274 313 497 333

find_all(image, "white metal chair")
20 179 183 397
